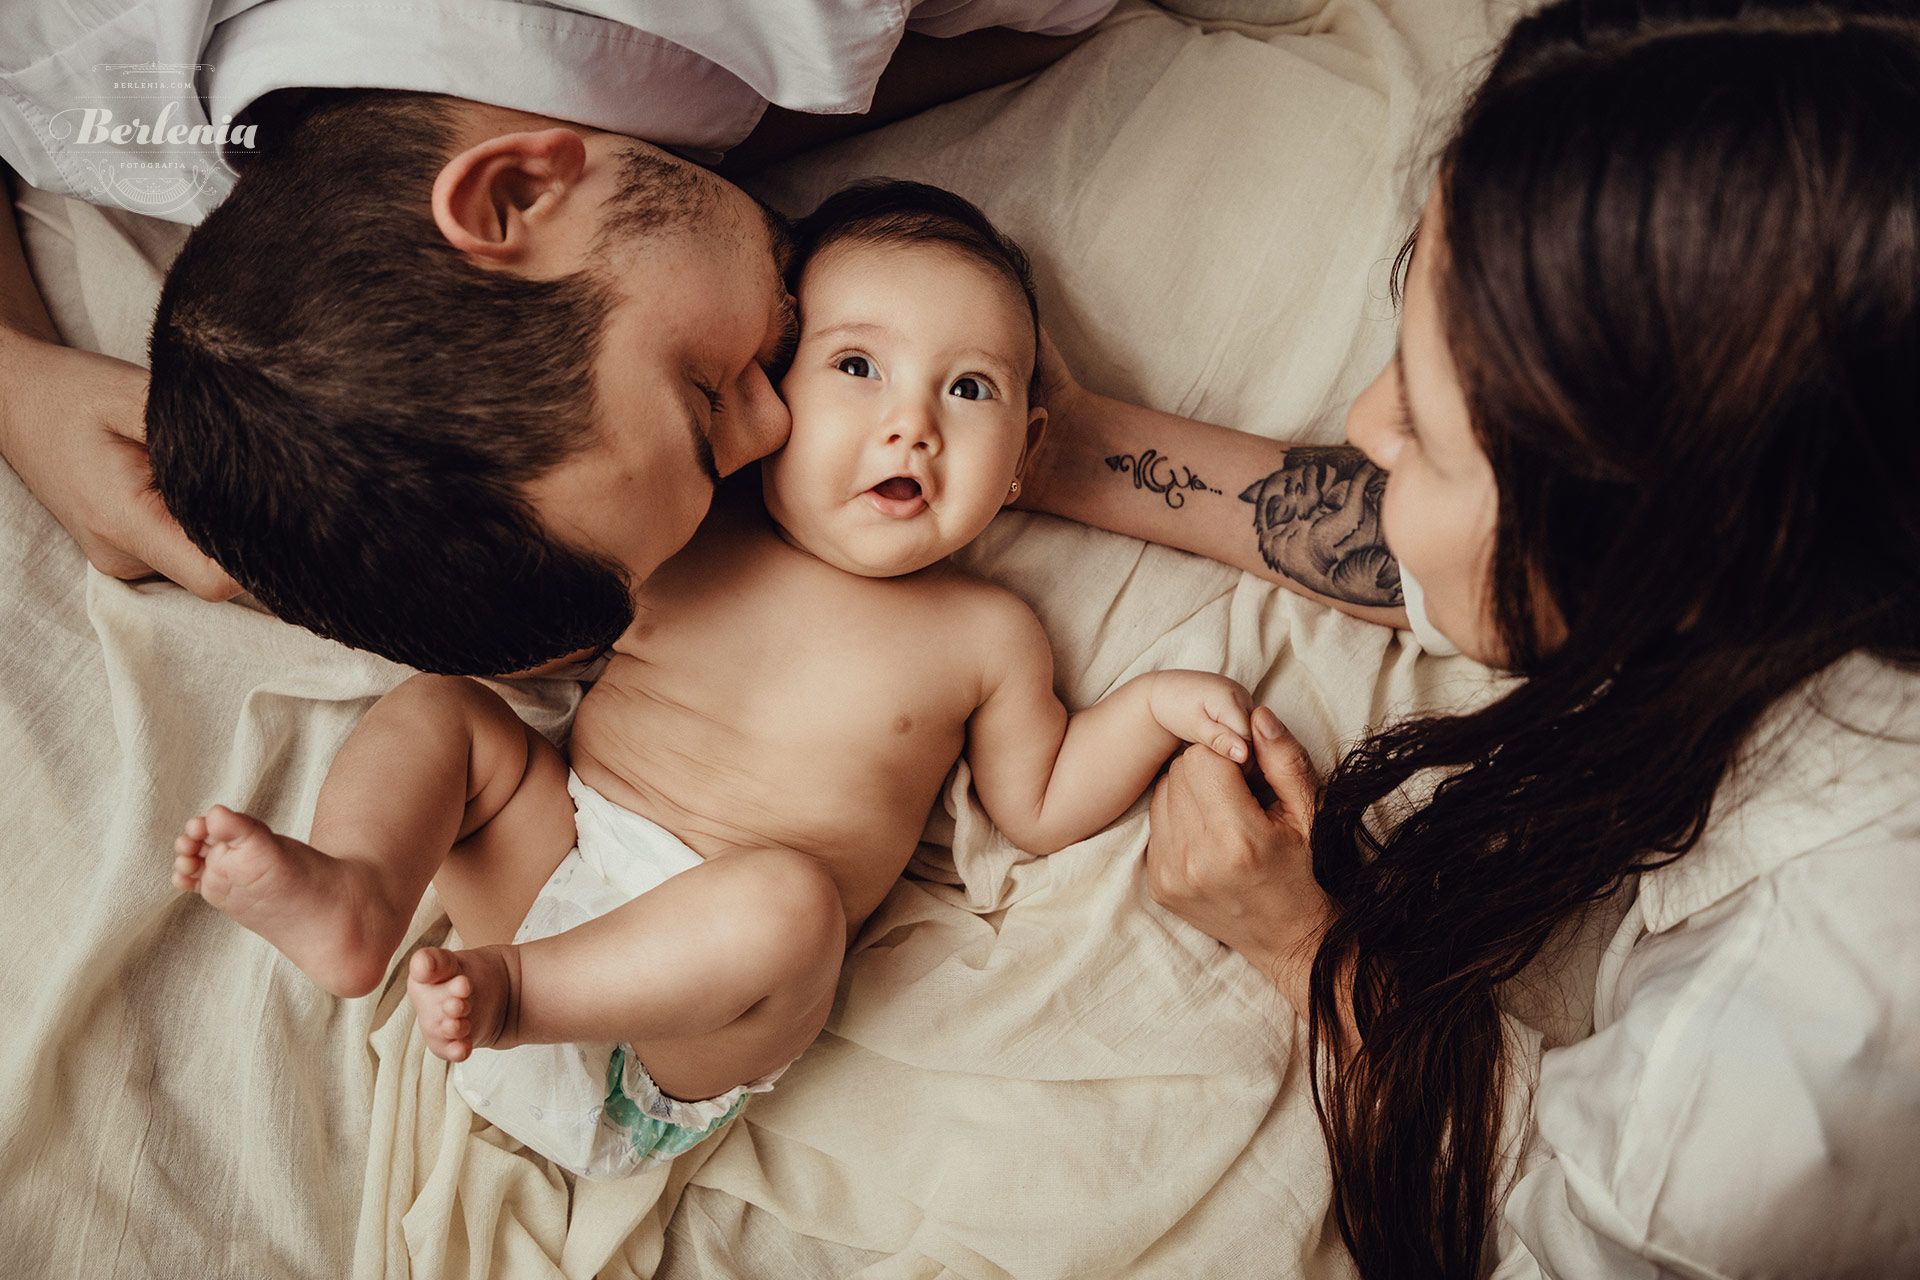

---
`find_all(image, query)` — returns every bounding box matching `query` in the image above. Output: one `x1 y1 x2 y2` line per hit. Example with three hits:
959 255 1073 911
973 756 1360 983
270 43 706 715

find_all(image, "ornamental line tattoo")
1236 445 1403 607
1103 449 1224 508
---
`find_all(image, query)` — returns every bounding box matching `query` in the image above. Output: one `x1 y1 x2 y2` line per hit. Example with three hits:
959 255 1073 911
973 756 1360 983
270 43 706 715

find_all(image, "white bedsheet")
0 4 1525 1276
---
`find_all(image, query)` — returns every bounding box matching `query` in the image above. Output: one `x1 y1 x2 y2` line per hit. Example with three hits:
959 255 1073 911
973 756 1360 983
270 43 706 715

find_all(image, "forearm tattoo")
1237 446 1402 606
1104 449 1225 507
1103 443 1402 606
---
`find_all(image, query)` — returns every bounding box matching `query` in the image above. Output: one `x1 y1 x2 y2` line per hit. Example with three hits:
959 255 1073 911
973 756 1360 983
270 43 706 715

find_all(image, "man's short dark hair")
788 180 1042 402
147 91 694 675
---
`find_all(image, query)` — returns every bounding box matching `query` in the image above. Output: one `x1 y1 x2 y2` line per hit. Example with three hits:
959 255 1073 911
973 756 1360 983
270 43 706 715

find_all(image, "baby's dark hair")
788 180 1042 402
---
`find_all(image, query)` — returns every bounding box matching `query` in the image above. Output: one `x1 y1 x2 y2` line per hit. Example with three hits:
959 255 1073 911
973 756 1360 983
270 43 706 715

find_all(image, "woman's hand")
1147 706 1333 1018
0 328 239 599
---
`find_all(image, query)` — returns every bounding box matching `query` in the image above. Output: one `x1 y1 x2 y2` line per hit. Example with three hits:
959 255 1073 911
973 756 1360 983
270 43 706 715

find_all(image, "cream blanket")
0 3 1516 1276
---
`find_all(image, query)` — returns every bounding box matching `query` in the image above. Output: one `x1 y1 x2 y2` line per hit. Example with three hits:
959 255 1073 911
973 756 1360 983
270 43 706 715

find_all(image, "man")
0 1 1111 641
1 0 1407 678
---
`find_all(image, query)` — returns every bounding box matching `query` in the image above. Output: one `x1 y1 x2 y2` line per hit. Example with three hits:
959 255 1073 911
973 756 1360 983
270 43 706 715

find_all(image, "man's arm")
1020 340 1409 630
0 168 237 598
721 27 1098 176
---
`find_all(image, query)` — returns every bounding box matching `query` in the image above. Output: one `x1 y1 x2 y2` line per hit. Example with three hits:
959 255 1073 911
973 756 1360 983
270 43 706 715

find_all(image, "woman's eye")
836 355 877 379
949 376 992 401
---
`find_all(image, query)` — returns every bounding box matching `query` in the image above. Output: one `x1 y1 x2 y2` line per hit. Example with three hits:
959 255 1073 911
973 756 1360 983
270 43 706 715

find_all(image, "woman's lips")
865 475 927 518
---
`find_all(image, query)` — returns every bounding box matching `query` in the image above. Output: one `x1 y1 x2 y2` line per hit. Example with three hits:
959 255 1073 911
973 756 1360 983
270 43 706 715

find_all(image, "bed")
0 3 1540 1275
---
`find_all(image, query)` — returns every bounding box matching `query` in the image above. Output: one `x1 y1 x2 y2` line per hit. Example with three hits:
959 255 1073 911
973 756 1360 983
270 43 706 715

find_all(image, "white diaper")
448 771 784 1180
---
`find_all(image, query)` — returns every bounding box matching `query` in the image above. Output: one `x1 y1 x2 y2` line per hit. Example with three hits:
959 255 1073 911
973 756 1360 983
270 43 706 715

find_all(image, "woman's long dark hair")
1305 4 1920 1274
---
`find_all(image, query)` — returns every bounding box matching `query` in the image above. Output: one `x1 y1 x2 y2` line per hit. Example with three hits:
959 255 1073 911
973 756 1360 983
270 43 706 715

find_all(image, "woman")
1037 2 1920 1275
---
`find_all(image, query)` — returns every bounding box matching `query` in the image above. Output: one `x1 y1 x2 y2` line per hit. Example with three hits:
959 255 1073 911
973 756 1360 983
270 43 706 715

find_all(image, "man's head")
147 90 796 675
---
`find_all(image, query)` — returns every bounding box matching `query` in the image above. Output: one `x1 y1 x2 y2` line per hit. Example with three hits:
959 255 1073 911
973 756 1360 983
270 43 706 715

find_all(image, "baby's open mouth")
871 476 922 501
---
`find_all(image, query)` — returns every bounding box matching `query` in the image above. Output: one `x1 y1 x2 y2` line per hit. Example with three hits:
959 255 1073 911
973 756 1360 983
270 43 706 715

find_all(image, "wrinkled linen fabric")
0 3 1523 1277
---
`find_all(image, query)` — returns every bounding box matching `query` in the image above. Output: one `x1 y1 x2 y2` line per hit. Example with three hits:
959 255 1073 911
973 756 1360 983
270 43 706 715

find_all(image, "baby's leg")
409 847 845 1100
174 674 573 997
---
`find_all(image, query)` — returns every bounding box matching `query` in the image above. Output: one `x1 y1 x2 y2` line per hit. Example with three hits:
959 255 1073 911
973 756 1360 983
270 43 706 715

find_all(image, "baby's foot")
407 945 518 1063
173 805 404 998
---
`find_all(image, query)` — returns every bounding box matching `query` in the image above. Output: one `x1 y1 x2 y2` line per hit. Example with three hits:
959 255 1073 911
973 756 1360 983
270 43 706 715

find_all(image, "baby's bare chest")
576 557 992 853
635 575 977 739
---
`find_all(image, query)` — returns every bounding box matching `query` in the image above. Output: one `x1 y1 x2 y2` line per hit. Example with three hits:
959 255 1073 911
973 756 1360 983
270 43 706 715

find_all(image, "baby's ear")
1022 404 1048 467
1006 405 1048 507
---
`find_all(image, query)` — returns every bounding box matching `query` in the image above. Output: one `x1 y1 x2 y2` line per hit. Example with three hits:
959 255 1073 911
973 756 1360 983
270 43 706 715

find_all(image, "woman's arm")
1020 338 1410 631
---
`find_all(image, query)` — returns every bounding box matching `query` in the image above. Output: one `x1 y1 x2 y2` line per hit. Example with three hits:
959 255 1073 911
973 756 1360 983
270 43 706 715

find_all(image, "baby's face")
764 240 1043 578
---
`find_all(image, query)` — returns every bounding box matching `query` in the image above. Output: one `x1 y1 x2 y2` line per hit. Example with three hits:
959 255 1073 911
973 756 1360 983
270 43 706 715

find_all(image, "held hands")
1143 670 1255 764
0 329 238 599
1146 706 1332 1014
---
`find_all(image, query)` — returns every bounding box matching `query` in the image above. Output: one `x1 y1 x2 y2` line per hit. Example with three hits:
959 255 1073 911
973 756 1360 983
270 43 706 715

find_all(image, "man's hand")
1146 706 1332 1019
0 327 239 599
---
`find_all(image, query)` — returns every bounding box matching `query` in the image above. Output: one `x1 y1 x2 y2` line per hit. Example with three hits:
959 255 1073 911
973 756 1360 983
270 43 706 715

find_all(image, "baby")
173 181 1254 1178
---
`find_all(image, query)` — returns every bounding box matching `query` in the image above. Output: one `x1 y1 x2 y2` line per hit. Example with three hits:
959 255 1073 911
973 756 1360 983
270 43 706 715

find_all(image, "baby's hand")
1144 671 1255 764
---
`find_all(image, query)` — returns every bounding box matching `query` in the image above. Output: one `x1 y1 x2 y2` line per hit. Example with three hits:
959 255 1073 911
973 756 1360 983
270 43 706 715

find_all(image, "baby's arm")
964 594 1252 855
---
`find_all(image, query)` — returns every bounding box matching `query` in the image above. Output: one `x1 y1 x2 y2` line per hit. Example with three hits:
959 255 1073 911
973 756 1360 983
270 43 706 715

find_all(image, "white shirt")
0 0 1114 224
1494 652 1920 1278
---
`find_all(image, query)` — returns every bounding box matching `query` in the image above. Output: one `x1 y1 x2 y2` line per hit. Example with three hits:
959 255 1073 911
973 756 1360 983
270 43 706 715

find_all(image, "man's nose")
719 363 791 475
760 389 794 458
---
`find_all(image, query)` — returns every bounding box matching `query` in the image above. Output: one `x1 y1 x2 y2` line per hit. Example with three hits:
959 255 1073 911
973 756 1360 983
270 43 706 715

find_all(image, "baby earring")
1007 477 1022 502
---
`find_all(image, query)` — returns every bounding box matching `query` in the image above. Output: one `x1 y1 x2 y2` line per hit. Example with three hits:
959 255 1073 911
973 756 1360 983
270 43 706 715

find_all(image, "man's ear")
431 128 590 267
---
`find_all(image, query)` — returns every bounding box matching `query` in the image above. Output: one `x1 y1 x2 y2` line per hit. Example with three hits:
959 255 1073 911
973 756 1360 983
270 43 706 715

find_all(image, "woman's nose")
1345 359 1403 471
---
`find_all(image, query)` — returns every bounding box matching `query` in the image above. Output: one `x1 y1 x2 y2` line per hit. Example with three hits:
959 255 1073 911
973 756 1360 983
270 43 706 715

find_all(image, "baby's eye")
836 355 878 379
949 376 993 401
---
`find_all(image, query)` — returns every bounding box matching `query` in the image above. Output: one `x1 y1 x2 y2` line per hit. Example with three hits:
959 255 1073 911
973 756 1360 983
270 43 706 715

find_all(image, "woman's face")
1344 190 1504 665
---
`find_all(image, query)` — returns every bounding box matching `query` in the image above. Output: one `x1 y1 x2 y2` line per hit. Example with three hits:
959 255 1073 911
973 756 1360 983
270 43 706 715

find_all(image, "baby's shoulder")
912 566 1051 671
908 561 1026 616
